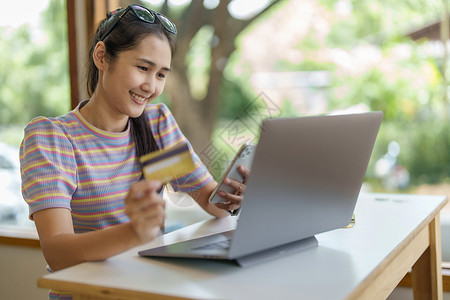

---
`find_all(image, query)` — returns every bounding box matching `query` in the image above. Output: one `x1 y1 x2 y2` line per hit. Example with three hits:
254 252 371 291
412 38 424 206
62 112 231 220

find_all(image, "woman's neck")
80 93 129 133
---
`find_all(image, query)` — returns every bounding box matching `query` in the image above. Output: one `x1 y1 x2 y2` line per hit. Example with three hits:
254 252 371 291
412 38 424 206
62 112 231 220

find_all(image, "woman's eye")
138 66 148 71
157 73 166 79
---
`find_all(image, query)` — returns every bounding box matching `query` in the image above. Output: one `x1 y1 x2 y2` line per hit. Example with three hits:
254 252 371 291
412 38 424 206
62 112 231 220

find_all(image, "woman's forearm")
41 222 140 271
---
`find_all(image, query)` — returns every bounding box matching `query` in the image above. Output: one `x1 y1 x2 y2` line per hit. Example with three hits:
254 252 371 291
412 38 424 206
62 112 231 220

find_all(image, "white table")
38 193 448 300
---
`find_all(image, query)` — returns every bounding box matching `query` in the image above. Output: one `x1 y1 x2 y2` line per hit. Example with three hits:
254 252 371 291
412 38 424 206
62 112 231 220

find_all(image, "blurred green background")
0 0 449 193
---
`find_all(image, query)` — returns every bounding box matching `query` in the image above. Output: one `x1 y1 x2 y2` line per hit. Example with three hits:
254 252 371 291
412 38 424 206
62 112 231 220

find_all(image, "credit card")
139 143 196 183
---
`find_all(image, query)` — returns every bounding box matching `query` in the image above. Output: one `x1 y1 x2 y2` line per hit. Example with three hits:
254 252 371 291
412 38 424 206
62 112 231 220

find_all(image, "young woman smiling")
20 4 248 300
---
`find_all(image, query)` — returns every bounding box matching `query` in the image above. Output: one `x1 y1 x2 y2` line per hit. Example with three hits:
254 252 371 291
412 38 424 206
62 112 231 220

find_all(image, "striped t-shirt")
20 101 212 233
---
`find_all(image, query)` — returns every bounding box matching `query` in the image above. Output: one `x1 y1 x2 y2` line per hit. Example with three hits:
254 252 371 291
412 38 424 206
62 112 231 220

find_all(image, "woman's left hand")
214 166 250 213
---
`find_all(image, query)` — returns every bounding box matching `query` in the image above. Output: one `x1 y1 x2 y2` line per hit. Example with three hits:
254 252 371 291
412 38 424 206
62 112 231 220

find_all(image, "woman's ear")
92 41 108 71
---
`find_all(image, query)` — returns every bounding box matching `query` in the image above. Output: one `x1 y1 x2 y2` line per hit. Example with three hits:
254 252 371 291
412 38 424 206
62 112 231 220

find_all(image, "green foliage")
277 98 302 118
216 0 447 187
402 122 449 184
317 0 447 186
185 25 214 100
298 33 322 51
318 0 441 47
275 59 336 72
324 31 445 185
0 0 69 135
217 78 258 119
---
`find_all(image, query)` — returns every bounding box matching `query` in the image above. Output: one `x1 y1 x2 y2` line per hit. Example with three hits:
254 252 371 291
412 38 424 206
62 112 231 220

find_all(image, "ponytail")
130 114 159 158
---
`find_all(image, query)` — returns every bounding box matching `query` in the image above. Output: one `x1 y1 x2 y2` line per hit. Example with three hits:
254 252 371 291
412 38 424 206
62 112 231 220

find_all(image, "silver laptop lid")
229 112 383 259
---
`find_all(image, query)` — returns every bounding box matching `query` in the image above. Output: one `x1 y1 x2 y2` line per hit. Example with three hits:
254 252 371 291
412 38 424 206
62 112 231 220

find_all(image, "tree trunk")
165 58 209 152
128 0 283 153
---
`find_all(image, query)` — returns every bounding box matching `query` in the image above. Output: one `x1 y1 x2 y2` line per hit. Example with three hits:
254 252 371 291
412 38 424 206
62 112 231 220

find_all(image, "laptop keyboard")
192 239 231 251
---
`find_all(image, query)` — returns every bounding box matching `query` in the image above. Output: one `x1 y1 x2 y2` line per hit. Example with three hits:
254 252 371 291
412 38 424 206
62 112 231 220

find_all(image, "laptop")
139 111 383 267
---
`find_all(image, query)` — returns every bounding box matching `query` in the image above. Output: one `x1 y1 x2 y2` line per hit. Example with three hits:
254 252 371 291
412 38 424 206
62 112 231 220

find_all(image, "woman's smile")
130 91 149 105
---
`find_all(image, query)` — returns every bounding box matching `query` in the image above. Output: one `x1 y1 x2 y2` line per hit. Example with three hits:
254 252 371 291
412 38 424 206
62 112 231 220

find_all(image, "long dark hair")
86 7 177 158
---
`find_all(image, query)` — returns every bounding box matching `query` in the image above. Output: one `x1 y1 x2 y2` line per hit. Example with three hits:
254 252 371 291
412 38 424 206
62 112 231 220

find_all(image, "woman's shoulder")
144 102 171 118
144 102 177 128
24 112 75 137
144 102 184 148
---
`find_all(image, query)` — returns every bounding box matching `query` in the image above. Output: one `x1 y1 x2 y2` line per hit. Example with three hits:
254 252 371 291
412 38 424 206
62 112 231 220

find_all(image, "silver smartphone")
208 143 256 204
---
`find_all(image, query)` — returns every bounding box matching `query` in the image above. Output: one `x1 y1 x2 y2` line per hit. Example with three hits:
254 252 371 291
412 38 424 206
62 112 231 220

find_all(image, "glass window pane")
0 0 69 226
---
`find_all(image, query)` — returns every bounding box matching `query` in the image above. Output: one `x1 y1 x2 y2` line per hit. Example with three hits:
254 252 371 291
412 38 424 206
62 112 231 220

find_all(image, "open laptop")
139 112 383 266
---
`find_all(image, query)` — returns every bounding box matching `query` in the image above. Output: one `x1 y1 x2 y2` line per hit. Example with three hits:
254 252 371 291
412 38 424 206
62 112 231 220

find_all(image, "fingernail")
219 191 225 197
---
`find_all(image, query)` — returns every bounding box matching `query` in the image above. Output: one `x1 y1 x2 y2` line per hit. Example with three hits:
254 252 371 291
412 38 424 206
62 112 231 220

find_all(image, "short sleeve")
146 103 213 192
20 117 77 219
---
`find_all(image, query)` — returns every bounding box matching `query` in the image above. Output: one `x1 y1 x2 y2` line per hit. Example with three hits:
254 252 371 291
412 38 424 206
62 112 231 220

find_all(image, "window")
0 0 69 226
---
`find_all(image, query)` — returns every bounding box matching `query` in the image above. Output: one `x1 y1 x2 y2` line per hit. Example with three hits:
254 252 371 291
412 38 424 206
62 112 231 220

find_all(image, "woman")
20 5 247 298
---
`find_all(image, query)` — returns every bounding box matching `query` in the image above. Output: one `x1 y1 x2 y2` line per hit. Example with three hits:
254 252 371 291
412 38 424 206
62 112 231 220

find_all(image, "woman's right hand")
125 180 165 243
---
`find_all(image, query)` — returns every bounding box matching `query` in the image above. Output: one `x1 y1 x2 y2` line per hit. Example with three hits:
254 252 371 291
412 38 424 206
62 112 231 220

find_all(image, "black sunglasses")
100 4 177 41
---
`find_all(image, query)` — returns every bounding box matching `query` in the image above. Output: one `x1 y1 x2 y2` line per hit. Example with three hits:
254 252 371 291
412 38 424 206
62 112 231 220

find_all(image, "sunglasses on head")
100 4 177 41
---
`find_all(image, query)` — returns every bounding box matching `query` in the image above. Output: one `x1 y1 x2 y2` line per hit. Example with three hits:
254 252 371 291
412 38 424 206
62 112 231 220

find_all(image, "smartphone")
208 143 256 204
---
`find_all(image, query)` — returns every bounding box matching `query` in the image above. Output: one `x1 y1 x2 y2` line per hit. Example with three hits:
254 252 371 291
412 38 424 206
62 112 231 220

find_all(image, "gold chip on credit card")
139 143 196 183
